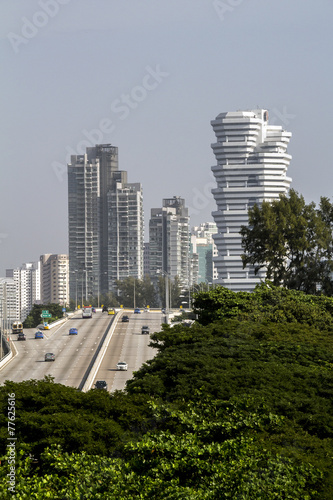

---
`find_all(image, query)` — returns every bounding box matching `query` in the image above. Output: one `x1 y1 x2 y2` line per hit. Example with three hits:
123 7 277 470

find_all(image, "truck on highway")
12 321 23 334
82 306 92 319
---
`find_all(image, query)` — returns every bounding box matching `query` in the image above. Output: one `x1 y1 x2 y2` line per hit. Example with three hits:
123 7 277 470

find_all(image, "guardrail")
38 313 74 331
0 336 14 371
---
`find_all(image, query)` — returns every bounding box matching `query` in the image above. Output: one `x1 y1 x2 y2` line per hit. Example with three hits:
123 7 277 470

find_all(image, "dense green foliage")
240 190 333 294
23 303 67 328
1 284 333 497
193 282 333 327
0 400 323 499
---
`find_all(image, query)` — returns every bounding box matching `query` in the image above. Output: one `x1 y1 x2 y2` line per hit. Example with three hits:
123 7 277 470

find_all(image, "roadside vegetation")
23 303 68 329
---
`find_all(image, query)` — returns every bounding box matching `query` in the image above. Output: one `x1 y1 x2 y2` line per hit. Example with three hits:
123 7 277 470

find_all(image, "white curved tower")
211 109 292 291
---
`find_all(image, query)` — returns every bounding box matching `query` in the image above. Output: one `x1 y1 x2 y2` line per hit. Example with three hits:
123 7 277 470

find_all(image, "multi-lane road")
0 310 164 392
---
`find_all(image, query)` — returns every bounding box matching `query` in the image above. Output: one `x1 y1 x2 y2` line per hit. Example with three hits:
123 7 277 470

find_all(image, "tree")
116 276 159 308
23 303 65 328
240 190 333 294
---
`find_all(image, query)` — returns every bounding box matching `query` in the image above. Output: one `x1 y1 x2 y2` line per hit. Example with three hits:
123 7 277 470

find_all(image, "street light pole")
75 274 78 310
81 272 84 308
133 278 136 309
97 273 100 309
165 275 169 312
85 269 88 303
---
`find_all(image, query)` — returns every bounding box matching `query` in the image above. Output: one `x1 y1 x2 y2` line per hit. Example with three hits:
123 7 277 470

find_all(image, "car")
95 380 107 390
122 315 129 322
117 361 128 371
17 332 26 341
141 326 150 335
69 327 78 335
35 331 44 339
102 305 108 313
45 353 55 362
92 307 96 313
108 309 115 315
161 308 166 314
144 308 150 313
134 308 141 314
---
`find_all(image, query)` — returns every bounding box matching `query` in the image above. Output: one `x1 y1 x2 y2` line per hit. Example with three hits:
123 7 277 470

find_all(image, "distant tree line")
83 275 191 310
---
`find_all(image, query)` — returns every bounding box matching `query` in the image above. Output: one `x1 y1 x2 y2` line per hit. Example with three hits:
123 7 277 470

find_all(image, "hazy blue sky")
1 0 332 275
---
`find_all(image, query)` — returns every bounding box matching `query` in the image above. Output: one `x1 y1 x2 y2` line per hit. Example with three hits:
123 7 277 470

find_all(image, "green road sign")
41 313 52 318
42 310 49 314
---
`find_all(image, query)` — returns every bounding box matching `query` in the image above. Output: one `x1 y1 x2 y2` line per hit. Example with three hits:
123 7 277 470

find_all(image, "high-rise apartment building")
68 144 144 301
40 254 69 306
191 222 218 285
0 278 18 331
6 261 41 321
211 109 292 291
107 181 144 289
68 152 100 302
149 197 190 287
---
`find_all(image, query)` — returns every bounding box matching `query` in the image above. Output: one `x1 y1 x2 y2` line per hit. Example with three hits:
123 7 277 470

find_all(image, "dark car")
122 315 129 322
69 328 78 335
95 380 107 390
17 332 26 341
134 308 141 314
45 353 55 362
141 326 150 335
92 307 96 313
102 305 108 313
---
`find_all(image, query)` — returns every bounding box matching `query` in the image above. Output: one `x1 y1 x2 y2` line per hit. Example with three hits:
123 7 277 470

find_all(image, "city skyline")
2 1 333 275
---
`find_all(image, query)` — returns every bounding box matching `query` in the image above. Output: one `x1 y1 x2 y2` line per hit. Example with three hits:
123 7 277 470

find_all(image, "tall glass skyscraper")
211 109 292 291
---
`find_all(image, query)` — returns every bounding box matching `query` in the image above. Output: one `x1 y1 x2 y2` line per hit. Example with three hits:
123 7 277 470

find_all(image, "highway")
0 309 164 393
91 310 163 392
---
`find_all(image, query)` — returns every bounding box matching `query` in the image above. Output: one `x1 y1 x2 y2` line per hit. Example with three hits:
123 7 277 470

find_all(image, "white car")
117 361 128 371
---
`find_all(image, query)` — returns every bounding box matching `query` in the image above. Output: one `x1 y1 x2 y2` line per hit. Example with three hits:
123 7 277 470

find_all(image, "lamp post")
97 274 100 309
70 270 78 310
74 270 78 310
98 272 107 310
85 269 88 303
133 278 136 309
157 270 170 316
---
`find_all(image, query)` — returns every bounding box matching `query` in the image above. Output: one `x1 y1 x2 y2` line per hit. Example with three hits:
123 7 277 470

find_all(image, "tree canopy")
23 303 66 328
240 189 333 294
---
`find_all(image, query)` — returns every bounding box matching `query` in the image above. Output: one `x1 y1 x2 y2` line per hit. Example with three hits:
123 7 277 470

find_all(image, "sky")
1 0 333 276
